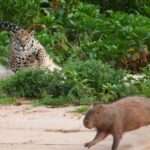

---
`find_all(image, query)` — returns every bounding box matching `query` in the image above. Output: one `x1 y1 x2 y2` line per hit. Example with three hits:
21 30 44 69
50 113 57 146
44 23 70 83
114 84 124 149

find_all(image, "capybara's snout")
83 113 95 129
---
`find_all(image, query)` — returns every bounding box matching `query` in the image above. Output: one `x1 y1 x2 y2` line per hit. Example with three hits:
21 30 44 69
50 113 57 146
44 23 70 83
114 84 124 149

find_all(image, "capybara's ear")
92 102 104 108
92 102 100 107
89 104 93 109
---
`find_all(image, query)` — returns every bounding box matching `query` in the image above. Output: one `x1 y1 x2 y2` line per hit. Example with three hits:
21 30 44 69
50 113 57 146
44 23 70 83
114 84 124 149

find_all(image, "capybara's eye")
95 110 100 115
84 119 89 125
84 120 88 123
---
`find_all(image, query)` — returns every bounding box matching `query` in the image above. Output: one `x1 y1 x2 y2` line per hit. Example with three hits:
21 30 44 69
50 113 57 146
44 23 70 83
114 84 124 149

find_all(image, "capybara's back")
113 96 150 131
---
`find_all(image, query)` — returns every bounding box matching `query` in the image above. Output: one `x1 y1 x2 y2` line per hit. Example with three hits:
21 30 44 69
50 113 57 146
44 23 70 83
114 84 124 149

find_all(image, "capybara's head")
83 104 104 129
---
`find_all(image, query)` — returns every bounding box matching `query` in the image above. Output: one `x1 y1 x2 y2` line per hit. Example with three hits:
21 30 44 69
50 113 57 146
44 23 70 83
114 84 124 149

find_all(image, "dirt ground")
0 105 150 150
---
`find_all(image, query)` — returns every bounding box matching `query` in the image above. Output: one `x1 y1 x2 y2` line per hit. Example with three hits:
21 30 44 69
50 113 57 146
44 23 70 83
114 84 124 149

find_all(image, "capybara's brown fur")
83 96 150 150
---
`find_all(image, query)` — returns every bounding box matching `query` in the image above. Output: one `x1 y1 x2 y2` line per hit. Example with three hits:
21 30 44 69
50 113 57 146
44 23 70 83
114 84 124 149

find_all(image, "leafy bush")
106 0 149 14
34 3 150 70
0 69 67 98
85 0 150 17
135 65 150 97
65 59 126 103
64 59 125 93
0 96 16 105
0 0 41 26
0 32 10 66
34 96 72 107
0 60 126 104
64 8 150 65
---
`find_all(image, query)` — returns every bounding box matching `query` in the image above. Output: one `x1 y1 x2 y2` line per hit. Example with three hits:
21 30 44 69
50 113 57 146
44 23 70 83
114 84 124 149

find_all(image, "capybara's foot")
84 142 93 149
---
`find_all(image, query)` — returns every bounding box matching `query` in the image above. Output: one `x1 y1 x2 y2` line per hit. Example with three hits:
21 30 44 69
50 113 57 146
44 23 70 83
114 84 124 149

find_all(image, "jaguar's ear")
27 30 35 36
30 30 35 36
11 32 16 37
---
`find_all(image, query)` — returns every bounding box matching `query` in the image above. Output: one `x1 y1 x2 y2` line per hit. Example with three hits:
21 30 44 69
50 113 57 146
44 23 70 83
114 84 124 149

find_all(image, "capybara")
83 96 150 150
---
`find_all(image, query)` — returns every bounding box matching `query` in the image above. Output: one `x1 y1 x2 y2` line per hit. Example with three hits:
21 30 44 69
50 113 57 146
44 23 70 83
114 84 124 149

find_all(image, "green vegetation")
0 0 41 26
0 96 16 105
0 0 150 106
73 105 89 114
0 61 126 105
0 32 10 65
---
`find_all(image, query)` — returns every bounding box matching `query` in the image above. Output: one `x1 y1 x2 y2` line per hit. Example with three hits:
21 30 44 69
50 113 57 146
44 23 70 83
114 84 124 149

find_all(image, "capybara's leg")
84 131 108 149
111 133 122 150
